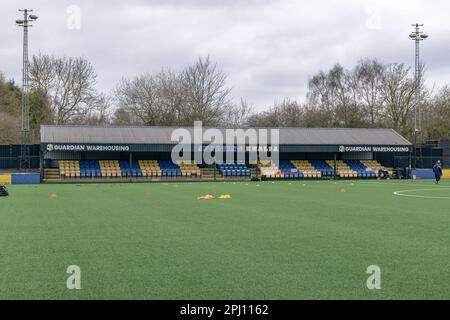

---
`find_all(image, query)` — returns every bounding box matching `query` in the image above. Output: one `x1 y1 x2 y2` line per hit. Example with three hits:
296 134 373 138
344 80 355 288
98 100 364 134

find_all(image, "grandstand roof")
40 125 412 146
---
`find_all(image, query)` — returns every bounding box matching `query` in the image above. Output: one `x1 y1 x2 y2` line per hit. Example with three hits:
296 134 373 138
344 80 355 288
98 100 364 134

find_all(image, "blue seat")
343 160 376 179
217 162 252 177
118 160 142 178
79 160 101 178
309 160 333 177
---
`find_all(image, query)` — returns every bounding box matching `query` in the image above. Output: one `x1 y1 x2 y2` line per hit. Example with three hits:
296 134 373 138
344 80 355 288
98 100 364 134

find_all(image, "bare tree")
0 112 20 144
154 69 184 125
247 99 304 127
276 99 304 127
308 64 365 127
302 103 331 128
306 60 431 133
379 63 417 138
29 89 52 142
114 72 179 126
354 59 385 126
0 73 21 117
29 53 99 124
111 107 133 126
223 99 253 128
179 56 232 126
115 75 155 125
113 57 233 127
307 70 334 127
422 86 450 140
0 74 22 143
247 109 281 127
71 94 112 125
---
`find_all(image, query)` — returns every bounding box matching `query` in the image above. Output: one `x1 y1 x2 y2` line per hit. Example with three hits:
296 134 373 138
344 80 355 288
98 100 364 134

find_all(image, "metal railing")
0 156 40 170
393 156 443 169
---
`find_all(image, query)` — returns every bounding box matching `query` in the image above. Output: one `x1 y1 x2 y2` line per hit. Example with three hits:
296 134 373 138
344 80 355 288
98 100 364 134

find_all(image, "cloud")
1 0 449 110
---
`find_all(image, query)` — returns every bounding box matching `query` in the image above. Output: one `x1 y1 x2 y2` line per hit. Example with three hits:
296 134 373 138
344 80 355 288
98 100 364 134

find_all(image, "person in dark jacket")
432 160 443 184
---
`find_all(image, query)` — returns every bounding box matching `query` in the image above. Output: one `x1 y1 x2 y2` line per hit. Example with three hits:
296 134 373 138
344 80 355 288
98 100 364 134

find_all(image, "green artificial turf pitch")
0 179 449 299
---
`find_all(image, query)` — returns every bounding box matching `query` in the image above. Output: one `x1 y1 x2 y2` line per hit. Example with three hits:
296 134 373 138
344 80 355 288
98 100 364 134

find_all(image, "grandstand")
40 126 413 182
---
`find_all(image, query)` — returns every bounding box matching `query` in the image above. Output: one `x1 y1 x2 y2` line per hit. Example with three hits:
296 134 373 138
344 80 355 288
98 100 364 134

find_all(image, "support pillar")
129 152 132 181
333 153 337 180
39 147 44 182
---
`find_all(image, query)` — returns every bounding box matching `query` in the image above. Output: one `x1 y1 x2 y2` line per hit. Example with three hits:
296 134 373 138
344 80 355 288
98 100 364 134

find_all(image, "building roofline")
40 125 412 146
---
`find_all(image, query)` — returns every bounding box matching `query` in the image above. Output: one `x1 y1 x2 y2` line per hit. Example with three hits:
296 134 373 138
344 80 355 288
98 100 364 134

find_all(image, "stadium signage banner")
46 144 130 152
338 145 410 153
196 145 245 152
246 146 279 152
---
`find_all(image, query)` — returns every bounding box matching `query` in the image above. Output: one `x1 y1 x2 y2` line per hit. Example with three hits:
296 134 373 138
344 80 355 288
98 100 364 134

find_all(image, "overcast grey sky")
1 0 449 110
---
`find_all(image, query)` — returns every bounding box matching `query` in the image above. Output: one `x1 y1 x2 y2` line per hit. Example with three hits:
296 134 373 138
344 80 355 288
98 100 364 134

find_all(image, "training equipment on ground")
197 194 215 200
0 185 9 197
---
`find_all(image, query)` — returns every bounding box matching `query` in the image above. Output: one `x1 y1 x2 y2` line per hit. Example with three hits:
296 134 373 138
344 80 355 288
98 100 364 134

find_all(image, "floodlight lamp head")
420 34 428 39
29 14 38 20
16 19 24 25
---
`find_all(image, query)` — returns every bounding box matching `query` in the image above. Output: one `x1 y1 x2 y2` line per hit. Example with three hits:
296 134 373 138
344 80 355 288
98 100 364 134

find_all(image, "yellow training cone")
197 194 215 200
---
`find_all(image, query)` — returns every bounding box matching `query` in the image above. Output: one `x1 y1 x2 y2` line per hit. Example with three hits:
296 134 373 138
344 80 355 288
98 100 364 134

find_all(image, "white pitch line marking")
393 188 450 200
